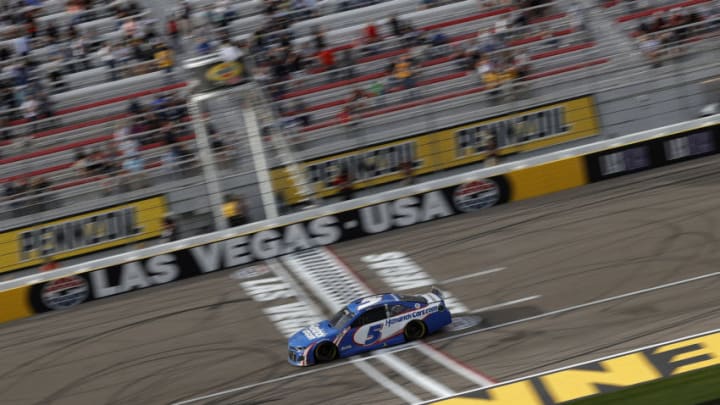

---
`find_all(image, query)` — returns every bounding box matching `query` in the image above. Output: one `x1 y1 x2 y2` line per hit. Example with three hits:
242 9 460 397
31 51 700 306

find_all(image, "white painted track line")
284 249 467 402
172 269 720 404
417 326 720 404
377 352 456 398
265 259 325 328
269 259 421 404
354 360 421 404
431 271 720 345
438 268 506 285
468 295 542 314
413 342 495 386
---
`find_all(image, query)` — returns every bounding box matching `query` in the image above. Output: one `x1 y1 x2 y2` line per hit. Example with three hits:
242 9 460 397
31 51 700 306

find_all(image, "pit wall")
0 116 718 324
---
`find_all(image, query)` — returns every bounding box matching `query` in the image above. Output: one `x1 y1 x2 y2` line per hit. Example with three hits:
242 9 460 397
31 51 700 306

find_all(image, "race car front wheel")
314 342 338 363
404 321 427 341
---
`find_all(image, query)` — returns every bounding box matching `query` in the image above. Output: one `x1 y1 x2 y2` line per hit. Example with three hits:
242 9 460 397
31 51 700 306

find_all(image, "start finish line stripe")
282 248 461 398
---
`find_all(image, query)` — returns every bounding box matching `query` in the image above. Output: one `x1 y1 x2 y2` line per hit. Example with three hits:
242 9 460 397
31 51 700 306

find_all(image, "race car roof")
346 293 427 312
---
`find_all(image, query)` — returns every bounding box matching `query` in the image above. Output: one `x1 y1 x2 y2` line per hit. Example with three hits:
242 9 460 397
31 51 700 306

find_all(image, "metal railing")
291 56 718 158
1 104 192 160
2 119 196 177
219 0 519 46
0 128 253 223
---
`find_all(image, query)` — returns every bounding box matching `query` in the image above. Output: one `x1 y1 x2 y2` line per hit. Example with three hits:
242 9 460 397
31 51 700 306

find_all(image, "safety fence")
0 113 717 323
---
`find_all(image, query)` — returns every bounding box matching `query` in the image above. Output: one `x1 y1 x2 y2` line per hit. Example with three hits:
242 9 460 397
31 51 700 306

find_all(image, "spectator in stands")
430 30 448 48
317 47 335 73
494 14 509 42
0 84 16 118
639 33 661 67
293 100 312 127
166 16 180 52
513 48 530 79
161 216 180 242
336 49 356 80
0 115 10 142
219 39 244 62
333 167 354 200
29 176 52 212
47 56 66 90
410 38 430 63
36 91 54 119
122 16 139 39
128 99 144 115
85 150 106 175
72 149 89 175
122 151 145 189
20 94 38 132
400 161 415 185
10 59 30 88
3 181 19 203
338 105 353 125
478 28 502 54
211 133 234 166
159 120 179 144
174 143 195 172
388 14 403 37
14 32 30 57
364 79 384 108
154 42 175 82
69 33 91 73
348 87 369 115
363 21 381 54
98 42 118 81
179 0 192 34
223 194 247 227
484 131 498 167
312 25 326 52
45 21 60 44
391 54 417 93
118 134 139 158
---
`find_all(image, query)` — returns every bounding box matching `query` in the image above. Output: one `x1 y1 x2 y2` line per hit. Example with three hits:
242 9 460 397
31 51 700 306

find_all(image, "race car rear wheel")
404 321 427 341
314 342 338 363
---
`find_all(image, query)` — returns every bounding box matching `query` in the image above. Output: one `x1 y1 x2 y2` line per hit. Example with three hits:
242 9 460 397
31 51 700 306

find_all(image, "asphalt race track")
2 155 720 405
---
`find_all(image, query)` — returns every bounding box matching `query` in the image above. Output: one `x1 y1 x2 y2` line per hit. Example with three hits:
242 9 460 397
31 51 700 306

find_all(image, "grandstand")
1 0 719 273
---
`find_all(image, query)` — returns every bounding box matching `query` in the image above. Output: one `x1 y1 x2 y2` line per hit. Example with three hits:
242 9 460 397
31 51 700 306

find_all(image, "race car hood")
289 320 338 348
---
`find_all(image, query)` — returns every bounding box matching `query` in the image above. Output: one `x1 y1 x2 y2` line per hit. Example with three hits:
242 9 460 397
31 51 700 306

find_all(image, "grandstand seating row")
2 0 720 224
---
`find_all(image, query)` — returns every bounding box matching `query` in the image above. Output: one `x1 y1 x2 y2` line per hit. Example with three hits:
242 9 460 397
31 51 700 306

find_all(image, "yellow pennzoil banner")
431 330 720 404
272 96 599 203
0 196 167 274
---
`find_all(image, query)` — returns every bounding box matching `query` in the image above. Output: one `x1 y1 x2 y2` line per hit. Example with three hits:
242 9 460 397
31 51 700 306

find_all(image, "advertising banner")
4 120 719 324
272 96 600 203
0 196 168 274
24 177 510 314
186 57 250 93
584 126 720 182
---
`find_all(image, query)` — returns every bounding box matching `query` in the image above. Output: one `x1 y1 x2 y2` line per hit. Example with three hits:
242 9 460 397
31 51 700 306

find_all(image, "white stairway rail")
248 83 320 209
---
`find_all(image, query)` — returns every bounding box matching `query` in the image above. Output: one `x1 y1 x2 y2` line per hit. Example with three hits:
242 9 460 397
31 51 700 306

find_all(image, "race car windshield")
329 307 354 329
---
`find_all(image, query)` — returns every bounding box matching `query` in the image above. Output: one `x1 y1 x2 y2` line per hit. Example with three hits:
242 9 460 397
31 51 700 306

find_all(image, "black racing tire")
404 320 427 341
314 342 338 363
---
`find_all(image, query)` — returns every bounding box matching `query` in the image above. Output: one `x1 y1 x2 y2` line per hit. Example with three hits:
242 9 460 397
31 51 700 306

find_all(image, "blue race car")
288 288 452 366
